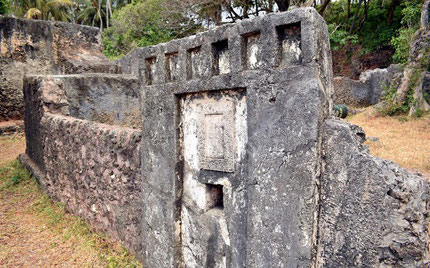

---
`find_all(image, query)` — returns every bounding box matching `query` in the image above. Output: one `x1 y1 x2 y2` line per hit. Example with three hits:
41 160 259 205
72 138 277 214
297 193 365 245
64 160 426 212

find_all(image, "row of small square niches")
144 22 302 86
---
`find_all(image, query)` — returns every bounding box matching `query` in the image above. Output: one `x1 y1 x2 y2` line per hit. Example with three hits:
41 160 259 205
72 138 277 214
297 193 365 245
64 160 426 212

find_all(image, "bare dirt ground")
0 134 25 166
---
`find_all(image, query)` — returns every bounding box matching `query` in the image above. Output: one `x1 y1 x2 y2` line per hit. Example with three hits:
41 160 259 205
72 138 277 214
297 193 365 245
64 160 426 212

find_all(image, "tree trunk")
319 0 330 15
395 0 430 116
387 0 400 25
421 0 429 27
349 0 363 34
352 0 368 35
275 0 289 11
98 0 103 32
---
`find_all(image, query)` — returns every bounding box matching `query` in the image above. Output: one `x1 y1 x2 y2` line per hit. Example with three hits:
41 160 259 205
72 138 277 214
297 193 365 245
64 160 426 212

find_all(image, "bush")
0 0 9 15
391 27 416 64
328 23 358 51
391 0 422 65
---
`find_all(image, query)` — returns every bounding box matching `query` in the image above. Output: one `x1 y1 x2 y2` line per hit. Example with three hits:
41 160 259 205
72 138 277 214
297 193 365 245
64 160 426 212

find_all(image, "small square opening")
165 52 179 82
241 31 261 70
206 183 223 210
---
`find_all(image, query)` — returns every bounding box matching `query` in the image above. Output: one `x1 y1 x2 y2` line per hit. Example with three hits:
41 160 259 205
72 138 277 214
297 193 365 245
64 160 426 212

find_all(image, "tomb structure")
18 8 429 268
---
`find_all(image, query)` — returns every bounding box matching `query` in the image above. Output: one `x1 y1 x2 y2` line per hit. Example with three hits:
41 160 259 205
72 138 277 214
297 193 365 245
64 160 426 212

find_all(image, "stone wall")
34 74 141 128
318 120 429 267
0 16 119 121
333 64 402 106
21 74 142 254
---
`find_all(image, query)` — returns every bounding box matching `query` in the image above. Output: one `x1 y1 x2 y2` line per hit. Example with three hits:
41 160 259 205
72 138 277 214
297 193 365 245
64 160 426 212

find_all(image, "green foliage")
399 0 422 28
328 23 358 51
391 0 422 65
391 27 416 64
0 0 9 15
413 107 423 118
102 0 200 59
379 66 426 116
323 0 422 57
380 82 415 116
358 1 400 52
75 0 106 28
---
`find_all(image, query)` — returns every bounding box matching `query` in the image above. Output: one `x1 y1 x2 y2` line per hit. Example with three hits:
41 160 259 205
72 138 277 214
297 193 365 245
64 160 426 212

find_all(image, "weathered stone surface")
119 7 333 268
318 119 430 267
333 64 402 106
21 73 142 255
0 120 24 135
0 16 119 121
36 74 141 128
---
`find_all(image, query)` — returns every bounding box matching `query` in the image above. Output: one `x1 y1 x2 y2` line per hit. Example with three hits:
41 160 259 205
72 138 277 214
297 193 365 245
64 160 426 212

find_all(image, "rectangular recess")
212 39 229 76
186 46 201 80
178 88 246 173
165 52 179 82
145 57 156 85
276 22 302 67
241 31 261 70
206 184 224 210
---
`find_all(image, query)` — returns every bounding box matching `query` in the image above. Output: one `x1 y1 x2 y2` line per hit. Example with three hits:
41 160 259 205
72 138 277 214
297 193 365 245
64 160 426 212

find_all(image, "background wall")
0 16 119 121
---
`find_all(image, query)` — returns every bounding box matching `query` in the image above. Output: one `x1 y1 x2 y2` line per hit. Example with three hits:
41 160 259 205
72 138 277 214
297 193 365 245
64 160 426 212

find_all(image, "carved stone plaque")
181 90 246 174
198 102 235 172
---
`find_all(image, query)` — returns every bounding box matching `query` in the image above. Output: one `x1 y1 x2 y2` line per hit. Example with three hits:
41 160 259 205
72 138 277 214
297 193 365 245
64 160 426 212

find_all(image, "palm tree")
13 0 73 21
76 0 106 28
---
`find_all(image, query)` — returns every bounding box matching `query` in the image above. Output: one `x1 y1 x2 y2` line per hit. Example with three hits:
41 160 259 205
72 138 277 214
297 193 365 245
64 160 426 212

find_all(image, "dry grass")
0 135 26 167
0 137 142 268
348 107 430 178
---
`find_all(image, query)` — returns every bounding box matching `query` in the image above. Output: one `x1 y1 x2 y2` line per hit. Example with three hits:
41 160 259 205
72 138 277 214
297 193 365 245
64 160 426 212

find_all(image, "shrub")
391 0 422 65
0 0 9 15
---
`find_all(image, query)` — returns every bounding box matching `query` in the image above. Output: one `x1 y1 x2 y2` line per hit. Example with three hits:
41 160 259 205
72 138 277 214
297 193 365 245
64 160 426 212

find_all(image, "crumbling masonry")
8 8 429 268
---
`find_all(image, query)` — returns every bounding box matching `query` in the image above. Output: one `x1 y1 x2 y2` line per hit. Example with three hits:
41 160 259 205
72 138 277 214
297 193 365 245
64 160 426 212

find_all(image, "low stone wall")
41 114 142 253
21 73 142 254
0 16 119 121
333 64 402 106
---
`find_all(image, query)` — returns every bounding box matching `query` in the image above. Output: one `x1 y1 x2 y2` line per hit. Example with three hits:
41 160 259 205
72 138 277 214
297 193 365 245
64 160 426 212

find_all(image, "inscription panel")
198 102 234 172
181 90 246 174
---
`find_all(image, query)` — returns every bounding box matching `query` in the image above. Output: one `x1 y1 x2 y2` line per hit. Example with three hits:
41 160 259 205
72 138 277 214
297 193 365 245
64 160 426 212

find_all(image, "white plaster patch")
282 40 302 64
218 52 230 74
183 172 207 210
181 206 204 268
